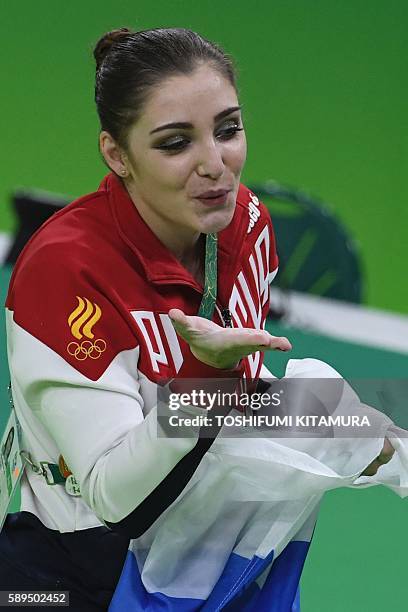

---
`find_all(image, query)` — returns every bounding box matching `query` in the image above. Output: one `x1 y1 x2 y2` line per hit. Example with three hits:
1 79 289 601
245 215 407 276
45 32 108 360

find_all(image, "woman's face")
120 63 247 253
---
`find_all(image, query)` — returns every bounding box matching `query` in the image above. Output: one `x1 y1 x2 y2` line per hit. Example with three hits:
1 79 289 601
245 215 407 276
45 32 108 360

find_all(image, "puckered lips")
193 188 232 206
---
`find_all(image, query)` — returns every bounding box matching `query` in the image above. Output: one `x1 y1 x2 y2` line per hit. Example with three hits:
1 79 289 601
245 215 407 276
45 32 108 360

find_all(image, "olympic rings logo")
67 338 107 361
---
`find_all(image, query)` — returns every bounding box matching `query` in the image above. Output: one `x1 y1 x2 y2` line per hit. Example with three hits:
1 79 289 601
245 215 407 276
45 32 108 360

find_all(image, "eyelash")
155 120 244 153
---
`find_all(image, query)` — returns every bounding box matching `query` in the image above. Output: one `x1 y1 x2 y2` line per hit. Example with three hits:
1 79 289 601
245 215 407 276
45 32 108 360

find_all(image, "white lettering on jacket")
131 311 183 373
247 194 261 234
229 225 272 377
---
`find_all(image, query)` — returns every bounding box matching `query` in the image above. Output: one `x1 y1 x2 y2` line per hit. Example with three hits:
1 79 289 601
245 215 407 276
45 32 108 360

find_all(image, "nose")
196 140 225 180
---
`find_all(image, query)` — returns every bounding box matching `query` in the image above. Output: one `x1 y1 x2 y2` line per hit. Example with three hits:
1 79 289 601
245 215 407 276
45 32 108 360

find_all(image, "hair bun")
94 28 133 71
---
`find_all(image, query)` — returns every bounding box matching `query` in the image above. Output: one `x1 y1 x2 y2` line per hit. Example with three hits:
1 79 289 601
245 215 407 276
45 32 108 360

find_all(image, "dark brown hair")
94 27 237 148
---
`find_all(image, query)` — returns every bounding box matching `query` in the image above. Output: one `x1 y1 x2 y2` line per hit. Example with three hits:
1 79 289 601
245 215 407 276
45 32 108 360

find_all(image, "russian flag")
109 358 408 610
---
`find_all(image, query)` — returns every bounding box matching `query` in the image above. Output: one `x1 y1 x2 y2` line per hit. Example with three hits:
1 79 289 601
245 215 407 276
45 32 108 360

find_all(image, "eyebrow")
149 105 242 135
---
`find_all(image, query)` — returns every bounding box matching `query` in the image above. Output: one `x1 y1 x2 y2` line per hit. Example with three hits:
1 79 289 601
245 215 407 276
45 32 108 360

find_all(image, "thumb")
168 308 188 327
168 309 192 341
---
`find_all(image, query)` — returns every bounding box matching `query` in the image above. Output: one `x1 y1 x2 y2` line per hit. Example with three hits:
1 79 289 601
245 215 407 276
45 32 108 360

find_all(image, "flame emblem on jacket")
67 297 106 360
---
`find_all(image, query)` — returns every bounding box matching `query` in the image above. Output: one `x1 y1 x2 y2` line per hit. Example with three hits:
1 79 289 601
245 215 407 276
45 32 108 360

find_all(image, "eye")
153 136 190 154
216 118 244 140
152 117 244 154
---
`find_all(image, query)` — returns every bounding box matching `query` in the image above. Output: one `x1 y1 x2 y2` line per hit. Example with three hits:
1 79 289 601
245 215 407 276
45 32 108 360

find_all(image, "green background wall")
1 0 407 313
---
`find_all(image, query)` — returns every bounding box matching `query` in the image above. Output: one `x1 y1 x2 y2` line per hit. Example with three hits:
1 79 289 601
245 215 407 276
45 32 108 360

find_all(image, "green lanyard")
197 233 218 320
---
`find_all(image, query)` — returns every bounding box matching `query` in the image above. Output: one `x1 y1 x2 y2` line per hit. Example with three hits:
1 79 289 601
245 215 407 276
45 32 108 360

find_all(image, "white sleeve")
41 386 198 524
8 314 199 524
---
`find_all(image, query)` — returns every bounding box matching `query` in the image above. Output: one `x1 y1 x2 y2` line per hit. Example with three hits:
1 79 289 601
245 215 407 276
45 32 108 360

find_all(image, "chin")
198 206 236 235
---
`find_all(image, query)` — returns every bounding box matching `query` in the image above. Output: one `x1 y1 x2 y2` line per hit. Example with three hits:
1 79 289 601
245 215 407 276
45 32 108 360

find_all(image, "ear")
99 131 129 177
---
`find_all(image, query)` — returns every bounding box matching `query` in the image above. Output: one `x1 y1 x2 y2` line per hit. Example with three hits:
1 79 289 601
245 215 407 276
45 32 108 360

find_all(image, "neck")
124 180 205 281
180 234 206 285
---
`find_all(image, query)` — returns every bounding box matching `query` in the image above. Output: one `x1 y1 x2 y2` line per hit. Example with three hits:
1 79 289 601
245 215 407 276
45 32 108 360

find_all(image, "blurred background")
1 1 408 610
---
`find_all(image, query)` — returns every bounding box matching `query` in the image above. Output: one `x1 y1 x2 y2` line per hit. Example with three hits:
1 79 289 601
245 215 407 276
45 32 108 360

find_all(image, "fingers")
377 437 395 464
236 329 292 352
361 461 380 477
361 438 395 476
262 334 292 352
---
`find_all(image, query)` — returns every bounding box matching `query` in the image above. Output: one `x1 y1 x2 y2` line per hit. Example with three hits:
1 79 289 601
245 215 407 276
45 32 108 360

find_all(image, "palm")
168 308 291 369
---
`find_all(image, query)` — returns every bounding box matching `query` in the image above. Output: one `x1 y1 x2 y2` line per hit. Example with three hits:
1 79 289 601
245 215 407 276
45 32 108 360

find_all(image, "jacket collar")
101 173 246 300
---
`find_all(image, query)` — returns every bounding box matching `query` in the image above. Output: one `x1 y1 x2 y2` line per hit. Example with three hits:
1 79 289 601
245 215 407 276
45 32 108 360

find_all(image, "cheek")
225 137 247 175
148 154 192 190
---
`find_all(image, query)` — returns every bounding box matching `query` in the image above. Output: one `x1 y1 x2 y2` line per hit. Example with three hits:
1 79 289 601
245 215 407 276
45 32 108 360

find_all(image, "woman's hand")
168 308 292 370
361 438 395 476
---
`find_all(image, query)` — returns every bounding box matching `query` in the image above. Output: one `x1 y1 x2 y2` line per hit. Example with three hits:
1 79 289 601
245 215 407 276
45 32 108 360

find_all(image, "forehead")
139 63 239 128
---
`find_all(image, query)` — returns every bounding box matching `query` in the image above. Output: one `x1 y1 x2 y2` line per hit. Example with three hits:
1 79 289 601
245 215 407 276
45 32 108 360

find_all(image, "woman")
2 27 405 611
